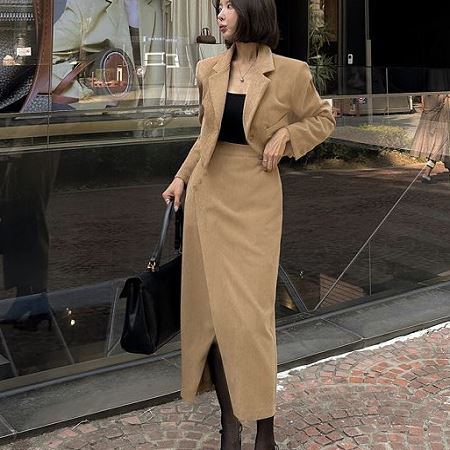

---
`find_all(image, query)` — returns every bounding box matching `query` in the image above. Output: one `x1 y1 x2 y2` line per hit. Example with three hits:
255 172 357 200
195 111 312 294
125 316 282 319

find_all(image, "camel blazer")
175 43 336 183
52 0 165 108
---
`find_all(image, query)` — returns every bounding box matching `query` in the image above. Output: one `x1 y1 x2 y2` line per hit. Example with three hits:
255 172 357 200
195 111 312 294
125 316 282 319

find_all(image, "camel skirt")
180 141 283 422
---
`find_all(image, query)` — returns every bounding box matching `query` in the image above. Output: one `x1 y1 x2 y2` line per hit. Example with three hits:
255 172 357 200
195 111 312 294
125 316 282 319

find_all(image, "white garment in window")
124 0 140 28
165 0 220 104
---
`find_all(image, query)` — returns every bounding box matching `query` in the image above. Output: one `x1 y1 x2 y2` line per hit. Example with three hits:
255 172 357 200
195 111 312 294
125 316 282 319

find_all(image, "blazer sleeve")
52 0 85 94
174 62 205 184
284 63 335 160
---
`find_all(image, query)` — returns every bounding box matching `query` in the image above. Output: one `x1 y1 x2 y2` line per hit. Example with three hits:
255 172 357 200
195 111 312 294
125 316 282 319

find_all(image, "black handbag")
120 201 183 355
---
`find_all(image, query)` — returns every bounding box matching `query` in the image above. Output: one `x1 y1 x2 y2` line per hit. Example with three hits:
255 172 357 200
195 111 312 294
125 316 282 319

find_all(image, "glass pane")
296 86 450 311
280 84 430 312
316 246 371 311
281 164 380 312
0 138 197 379
370 164 450 296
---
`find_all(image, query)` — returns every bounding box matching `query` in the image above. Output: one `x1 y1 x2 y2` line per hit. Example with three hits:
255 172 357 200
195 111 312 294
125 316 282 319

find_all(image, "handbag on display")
196 27 217 44
120 201 183 355
52 48 138 105
0 0 53 113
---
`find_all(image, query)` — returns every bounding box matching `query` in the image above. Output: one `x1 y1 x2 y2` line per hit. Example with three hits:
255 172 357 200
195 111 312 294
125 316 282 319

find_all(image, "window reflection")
51 0 221 109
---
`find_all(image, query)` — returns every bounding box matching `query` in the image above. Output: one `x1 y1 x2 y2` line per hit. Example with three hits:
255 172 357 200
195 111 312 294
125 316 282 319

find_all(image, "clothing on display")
165 0 220 104
52 0 165 108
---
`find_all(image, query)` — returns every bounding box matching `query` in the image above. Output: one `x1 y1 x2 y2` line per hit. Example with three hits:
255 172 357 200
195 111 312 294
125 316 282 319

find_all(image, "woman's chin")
223 32 235 42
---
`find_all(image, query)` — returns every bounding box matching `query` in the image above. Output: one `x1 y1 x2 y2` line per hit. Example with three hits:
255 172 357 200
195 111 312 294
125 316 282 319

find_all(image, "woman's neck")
234 42 259 63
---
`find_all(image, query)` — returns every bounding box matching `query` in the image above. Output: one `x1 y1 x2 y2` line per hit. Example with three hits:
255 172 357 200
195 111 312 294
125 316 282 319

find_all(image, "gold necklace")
236 57 257 83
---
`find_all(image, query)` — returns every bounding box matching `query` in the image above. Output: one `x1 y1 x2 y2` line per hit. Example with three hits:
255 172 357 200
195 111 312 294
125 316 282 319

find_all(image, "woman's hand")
162 177 185 211
262 127 290 172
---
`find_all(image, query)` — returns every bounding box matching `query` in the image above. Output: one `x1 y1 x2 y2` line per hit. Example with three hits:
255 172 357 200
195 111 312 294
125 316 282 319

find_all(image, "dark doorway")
370 1 450 92
275 0 309 61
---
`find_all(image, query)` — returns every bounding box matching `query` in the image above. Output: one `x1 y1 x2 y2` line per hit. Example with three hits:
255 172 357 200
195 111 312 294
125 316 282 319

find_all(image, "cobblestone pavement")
0 322 448 450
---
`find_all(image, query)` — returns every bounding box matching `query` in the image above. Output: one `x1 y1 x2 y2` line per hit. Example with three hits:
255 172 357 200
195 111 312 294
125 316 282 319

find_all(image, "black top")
218 92 247 144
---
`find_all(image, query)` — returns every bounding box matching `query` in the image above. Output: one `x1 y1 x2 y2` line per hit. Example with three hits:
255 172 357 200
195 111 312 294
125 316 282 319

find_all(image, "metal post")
0 328 18 377
364 0 373 123
368 241 372 296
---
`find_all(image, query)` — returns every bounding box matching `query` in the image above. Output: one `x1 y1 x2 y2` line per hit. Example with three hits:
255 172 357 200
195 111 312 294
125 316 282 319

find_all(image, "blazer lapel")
243 44 275 138
208 44 235 126
105 0 121 27
139 0 157 55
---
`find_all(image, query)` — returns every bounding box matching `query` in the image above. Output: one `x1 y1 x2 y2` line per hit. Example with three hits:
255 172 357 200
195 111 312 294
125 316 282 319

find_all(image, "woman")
162 1 335 448
410 94 450 183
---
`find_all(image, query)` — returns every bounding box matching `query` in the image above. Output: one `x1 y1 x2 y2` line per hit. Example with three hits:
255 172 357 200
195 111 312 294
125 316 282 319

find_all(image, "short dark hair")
213 0 280 49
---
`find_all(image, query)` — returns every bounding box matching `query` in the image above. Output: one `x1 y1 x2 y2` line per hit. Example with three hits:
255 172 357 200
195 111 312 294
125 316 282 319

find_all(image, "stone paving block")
57 429 78 439
120 415 142 426
76 424 98 434
46 440 63 449
90 440 113 450
65 438 88 449
126 433 147 445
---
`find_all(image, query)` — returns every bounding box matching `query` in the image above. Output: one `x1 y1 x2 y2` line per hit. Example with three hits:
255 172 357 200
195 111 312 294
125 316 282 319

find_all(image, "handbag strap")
147 201 183 272
52 52 101 98
20 0 53 112
174 205 183 252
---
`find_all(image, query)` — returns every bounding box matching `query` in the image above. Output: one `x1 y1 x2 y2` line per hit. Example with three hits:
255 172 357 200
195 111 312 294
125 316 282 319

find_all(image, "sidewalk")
1 322 449 450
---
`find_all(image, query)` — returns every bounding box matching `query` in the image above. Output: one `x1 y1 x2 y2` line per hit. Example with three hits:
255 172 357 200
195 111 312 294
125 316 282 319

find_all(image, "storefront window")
0 0 226 387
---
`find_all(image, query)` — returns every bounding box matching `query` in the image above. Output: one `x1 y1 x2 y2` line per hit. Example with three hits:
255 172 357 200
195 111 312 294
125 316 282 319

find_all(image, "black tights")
207 341 276 450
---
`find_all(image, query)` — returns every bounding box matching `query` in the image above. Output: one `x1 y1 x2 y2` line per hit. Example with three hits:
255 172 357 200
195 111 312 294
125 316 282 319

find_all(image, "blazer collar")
105 0 153 5
208 43 275 137
105 0 153 15
105 0 154 46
